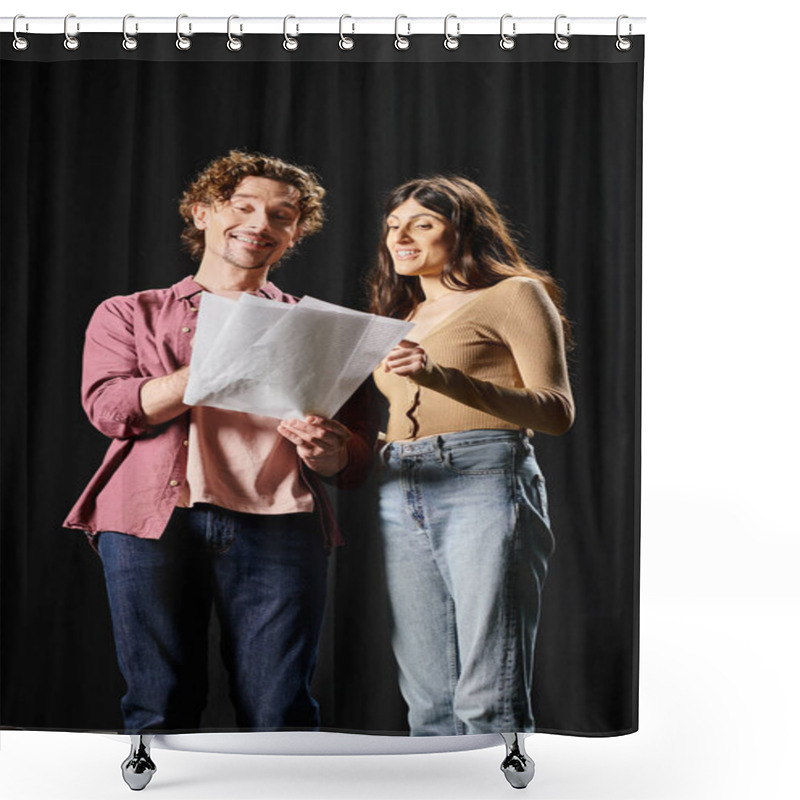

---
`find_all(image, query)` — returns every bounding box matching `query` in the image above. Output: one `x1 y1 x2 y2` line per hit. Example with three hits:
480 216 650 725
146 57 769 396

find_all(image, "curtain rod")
1 16 646 37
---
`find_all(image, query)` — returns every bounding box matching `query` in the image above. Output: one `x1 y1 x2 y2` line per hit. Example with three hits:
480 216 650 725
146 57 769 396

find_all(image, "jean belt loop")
435 435 446 463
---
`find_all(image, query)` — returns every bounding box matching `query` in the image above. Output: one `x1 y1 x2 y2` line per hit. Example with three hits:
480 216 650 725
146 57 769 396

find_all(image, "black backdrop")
0 34 643 735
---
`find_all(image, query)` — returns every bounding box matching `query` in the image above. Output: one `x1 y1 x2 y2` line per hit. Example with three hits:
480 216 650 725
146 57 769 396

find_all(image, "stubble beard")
222 243 275 271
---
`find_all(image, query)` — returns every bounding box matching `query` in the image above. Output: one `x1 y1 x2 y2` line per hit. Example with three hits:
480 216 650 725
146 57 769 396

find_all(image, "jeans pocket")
514 445 550 524
533 473 550 523
442 440 513 476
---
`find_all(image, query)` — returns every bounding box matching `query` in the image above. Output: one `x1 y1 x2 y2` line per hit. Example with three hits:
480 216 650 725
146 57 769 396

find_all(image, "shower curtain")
1 28 643 738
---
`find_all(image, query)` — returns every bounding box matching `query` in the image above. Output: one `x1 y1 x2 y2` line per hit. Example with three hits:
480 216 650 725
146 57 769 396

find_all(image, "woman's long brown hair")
367 176 572 348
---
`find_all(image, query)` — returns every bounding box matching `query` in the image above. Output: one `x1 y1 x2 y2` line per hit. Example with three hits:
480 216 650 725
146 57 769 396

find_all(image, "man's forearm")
140 367 191 426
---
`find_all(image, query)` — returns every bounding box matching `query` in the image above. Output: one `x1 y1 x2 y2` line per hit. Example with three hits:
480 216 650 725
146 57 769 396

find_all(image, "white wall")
2 2 798 798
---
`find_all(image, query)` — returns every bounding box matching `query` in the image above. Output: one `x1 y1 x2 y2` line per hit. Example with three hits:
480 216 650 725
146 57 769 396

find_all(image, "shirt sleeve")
409 279 575 436
81 296 154 439
325 376 381 490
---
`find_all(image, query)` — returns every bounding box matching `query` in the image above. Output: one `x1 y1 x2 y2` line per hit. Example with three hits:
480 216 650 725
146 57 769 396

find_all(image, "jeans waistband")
381 429 530 460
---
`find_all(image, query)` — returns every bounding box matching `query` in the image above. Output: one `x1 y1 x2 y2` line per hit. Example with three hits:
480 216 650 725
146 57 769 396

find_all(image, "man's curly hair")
179 150 326 261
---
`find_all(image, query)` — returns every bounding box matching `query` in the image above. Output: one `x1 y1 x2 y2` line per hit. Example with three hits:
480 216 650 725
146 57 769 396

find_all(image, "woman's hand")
277 416 352 477
384 339 429 378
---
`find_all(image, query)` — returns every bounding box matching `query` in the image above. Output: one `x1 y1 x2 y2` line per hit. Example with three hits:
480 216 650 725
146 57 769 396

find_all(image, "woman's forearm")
412 362 575 435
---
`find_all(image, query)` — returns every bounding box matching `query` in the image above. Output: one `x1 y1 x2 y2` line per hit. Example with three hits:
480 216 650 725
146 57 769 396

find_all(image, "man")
64 150 376 737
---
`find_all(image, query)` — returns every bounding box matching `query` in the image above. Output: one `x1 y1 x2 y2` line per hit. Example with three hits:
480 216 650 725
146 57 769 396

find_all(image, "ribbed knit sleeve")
374 277 575 441
410 278 574 435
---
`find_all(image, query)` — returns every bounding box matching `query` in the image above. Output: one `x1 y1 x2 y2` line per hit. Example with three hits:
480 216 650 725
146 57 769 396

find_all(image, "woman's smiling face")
385 198 455 279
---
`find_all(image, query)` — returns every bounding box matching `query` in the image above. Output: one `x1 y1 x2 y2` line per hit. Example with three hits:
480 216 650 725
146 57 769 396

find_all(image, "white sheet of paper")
295 297 414 415
184 292 292 405
184 293 412 419
186 293 236 376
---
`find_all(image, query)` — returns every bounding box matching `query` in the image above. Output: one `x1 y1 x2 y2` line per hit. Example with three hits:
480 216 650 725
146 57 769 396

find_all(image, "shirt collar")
171 275 285 301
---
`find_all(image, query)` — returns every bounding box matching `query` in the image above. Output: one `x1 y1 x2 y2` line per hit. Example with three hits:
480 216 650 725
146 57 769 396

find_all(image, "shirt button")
183 440 189 447
182 327 191 333
190 307 198 312
169 480 180 487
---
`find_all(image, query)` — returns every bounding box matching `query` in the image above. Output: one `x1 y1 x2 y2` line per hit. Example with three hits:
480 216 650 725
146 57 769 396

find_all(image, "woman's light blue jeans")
379 430 555 736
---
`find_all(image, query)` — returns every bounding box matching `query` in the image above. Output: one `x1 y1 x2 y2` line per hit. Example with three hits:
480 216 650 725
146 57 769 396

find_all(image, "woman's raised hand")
384 339 429 377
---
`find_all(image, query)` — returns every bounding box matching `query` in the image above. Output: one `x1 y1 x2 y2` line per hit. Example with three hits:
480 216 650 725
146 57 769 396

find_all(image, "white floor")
3 1 799 798
3 596 797 800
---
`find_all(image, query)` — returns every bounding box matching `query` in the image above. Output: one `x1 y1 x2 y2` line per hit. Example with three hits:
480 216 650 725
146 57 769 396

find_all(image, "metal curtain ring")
394 15 410 50
176 14 192 50
443 14 460 50
63 13 80 50
554 14 570 51
499 14 515 50
227 15 242 51
339 14 355 50
122 14 138 51
283 15 299 51
616 14 632 51
12 14 29 51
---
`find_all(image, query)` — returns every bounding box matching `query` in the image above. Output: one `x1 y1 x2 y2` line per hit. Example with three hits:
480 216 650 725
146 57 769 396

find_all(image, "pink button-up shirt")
63 276 377 546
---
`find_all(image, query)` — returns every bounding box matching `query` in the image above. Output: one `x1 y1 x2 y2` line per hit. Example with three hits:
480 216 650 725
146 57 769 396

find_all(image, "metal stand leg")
121 735 157 791
500 733 535 789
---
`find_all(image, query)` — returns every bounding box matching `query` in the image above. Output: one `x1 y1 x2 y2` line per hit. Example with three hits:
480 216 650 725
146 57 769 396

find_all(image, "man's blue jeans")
97 505 328 733
379 430 555 736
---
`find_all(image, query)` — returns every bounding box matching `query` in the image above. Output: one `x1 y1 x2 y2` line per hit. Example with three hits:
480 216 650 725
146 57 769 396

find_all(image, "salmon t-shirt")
178 288 314 515
178 406 314 515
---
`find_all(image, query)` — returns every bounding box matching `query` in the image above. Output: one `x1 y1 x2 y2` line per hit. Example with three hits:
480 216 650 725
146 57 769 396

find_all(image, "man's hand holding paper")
277 415 352 477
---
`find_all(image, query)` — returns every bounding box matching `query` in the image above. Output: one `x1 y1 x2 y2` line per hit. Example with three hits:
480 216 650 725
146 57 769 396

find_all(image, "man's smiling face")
192 176 303 271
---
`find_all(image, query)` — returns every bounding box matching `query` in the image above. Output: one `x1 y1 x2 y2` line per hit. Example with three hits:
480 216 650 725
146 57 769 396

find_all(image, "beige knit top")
373 276 575 442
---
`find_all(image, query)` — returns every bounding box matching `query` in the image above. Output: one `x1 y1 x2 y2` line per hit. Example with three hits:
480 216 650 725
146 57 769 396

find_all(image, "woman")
370 176 574 737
